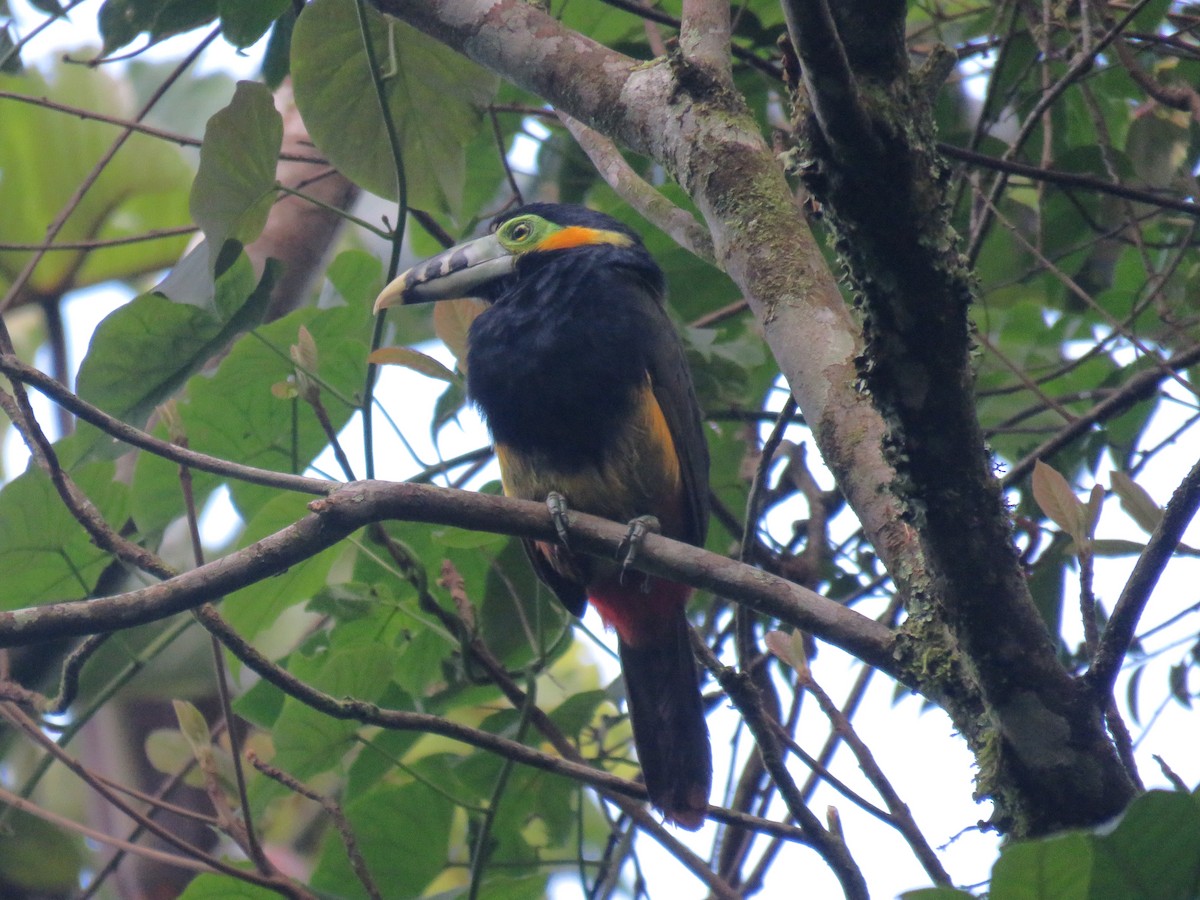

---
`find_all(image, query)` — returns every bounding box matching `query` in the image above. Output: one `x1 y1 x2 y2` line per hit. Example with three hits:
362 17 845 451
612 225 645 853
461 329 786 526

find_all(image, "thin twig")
249 752 383 900
0 702 307 896
0 90 325 161
0 29 221 313
177 444 271 876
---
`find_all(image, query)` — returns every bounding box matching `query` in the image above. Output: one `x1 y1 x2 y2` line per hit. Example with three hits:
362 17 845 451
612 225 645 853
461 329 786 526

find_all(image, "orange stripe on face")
537 226 633 253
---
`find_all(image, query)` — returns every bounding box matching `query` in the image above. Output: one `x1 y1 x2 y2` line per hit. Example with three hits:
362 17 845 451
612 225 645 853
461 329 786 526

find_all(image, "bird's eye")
509 221 532 242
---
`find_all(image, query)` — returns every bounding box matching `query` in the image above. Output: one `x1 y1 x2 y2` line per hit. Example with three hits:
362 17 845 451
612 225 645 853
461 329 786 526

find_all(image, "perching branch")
0 480 899 677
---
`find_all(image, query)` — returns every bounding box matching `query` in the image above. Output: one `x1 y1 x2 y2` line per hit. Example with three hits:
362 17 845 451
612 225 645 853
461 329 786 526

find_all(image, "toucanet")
375 203 712 828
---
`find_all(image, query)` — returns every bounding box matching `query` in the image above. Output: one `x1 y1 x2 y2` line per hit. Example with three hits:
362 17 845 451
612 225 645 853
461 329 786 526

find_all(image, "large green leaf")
0 460 128 607
271 637 393 778
1090 790 1200 900
0 806 84 892
0 63 191 296
218 0 288 48
310 780 454 899
979 791 1200 900
991 832 1092 900
128 291 374 535
97 0 218 56
72 251 278 461
217 492 343 645
176 873 279 900
290 0 497 214
190 80 283 263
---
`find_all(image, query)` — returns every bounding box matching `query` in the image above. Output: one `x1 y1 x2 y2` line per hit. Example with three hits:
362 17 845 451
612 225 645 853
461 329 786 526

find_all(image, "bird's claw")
619 515 660 590
546 491 571 548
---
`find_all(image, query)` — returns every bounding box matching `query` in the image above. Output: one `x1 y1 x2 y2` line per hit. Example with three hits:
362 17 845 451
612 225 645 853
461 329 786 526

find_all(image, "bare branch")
1089 456 1200 695
0 353 331 496
0 481 900 678
557 112 715 263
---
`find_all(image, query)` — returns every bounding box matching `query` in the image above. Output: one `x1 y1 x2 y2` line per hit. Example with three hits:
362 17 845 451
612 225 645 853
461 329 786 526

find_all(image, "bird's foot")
546 491 571 548
618 515 660 590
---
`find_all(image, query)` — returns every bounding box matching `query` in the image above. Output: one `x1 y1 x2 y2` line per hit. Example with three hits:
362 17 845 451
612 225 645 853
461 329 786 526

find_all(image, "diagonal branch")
1088 456 1200 695
557 112 715 263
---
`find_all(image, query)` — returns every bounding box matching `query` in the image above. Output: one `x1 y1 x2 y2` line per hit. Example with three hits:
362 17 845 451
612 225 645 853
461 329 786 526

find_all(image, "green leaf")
218 0 288 48
0 460 127 607
432 525 505 549
272 641 393 778
261 8 295 87
431 379 469 437
177 873 279 899
310 780 454 898
0 23 22 74
145 729 205 787
191 80 283 263
1090 538 1147 557
1090 790 1200 899
72 252 278 461
549 689 608 737
97 0 219 56
128 301 370 533
231 674 286 729
0 62 191 296
345 726 422 800
291 0 497 213
0 806 84 892
327 248 384 308
173 699 212 750
991 831 1092 899
27 0 63 17
219 493 343 644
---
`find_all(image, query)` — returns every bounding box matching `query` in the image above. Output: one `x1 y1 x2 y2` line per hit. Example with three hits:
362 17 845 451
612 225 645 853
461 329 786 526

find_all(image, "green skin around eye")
498 215 556 252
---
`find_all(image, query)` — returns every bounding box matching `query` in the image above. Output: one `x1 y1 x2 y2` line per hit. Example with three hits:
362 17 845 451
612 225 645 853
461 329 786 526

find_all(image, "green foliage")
0 805 85 893
177 874 279 899
309 780 455 898
0 62 191 296
1 0 1199 897
0 460 127 606
290 0 497 214
72 251 279 461
190 80 283 263
907 791 1200 900
97 0 218 56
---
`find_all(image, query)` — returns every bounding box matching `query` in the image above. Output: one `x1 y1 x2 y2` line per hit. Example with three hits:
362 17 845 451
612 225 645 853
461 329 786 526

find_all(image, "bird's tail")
617 606 712 830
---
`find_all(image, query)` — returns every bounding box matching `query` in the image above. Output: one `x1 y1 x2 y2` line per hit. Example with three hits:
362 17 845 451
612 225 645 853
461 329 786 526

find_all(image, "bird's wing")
644 294 710 549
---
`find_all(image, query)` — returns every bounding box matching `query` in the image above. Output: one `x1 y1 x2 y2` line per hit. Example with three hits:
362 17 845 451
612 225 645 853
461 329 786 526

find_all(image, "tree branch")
189 605 808 848
0 481 898 677
557 111 715 263
0 353 330 496
1088 456 1200 695
679 0 733 84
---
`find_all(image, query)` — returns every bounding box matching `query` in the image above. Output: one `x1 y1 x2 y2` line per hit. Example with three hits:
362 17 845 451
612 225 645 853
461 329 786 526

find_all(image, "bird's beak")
373 233 517 313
